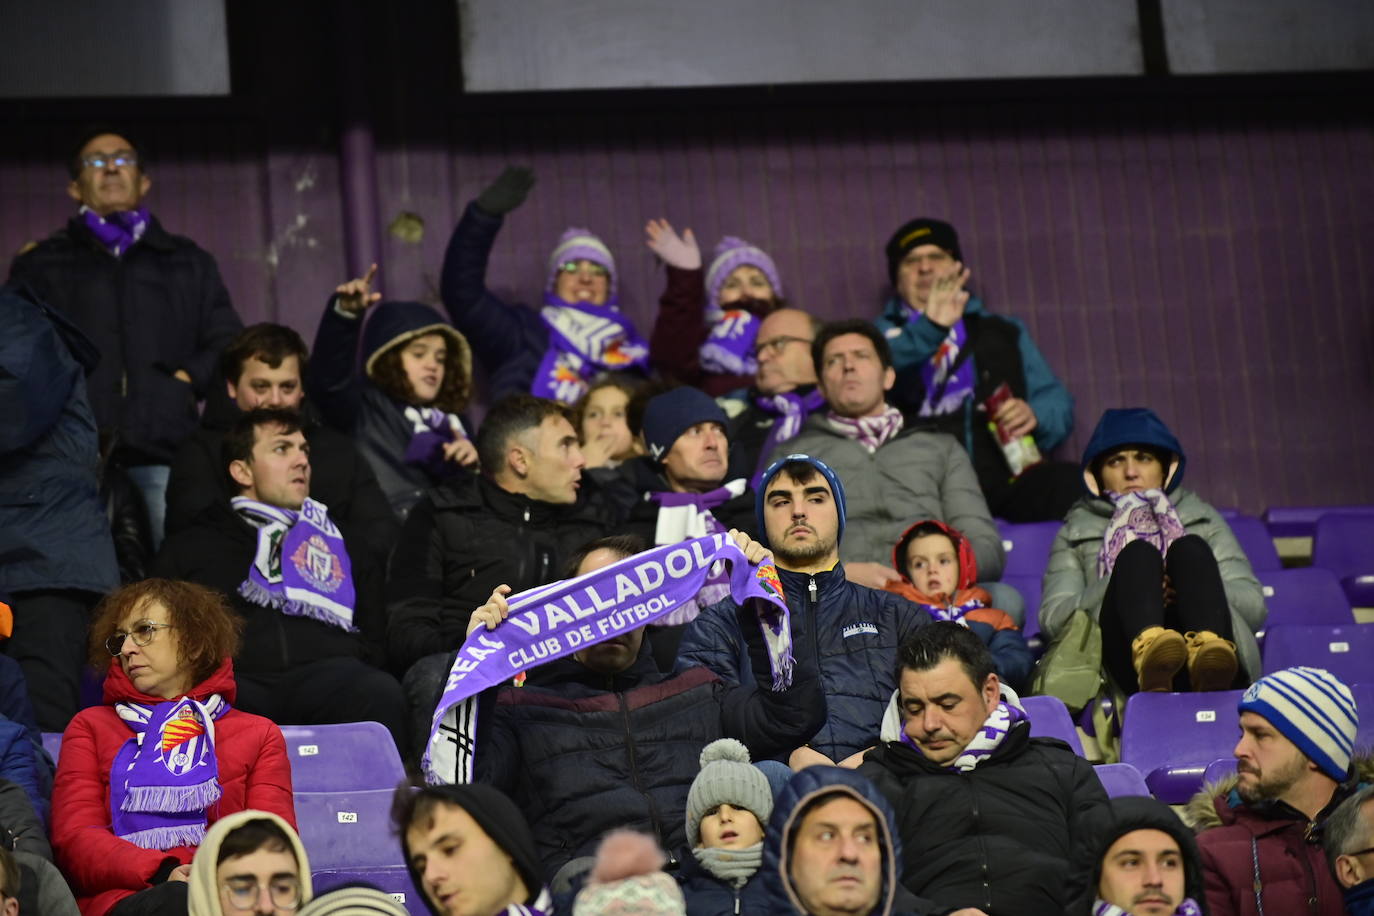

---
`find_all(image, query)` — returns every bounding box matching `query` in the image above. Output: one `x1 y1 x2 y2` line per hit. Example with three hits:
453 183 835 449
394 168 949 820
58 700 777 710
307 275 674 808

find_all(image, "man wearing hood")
188 810 312 916
1323 785 1374 916
1067 796 1208 916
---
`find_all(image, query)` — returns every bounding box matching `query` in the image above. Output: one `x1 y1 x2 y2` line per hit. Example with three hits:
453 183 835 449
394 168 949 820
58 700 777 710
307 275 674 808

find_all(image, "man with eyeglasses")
1325 786 1374 916
188 810 312 916
8 126 243 549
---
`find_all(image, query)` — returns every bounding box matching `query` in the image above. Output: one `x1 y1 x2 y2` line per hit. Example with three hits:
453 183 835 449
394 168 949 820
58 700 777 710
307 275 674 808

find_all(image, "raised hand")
476 166 536 216
924 262 971 327
335 263 381 316
645 218 701 270
466 584 513 636
442 437 479 468
728 528 773 566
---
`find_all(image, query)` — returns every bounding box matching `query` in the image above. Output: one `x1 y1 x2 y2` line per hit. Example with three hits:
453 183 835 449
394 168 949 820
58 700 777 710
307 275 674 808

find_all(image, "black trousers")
3 589 97 732
989 460 1084 523
1100 535 1234 693
108 880 187 916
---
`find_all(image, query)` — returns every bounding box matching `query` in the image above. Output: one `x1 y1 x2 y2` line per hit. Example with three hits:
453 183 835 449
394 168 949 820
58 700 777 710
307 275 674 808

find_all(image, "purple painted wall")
4 81 1371 514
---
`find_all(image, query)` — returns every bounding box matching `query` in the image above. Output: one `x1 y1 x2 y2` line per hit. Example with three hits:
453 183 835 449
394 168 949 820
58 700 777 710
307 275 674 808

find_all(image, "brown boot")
1132 626 1187 692
1185 630 1238 692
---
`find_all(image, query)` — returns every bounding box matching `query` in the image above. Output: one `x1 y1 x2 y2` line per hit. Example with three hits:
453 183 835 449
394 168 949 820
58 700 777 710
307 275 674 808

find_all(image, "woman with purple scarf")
1040 408 1265 695
52 579 294 916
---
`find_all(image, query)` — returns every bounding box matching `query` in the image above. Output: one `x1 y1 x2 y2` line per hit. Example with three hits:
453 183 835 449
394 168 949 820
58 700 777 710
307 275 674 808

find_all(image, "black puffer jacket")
386 474 624 670
477 638 823 878
614 456 761 543
858 725 1108 916
8 216 242 463
676 564 929 763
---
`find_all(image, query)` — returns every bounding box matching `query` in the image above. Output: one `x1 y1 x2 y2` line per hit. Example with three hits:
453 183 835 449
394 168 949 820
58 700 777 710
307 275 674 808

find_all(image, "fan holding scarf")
51 579 293 916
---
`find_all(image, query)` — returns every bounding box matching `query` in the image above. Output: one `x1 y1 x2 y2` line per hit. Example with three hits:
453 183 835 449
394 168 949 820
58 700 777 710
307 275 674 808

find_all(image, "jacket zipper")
618 692 666 851
969 780 992 911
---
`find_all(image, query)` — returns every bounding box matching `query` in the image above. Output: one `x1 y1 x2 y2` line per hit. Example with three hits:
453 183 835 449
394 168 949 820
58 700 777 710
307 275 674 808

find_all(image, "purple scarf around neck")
904 303 976 417
826 405 905 453
233 497 358 631
750 389 826 489
403 405 469 480
423 533 791 784
82 205 149 258
699 307 762 377
533 293 649 403
1092 898 1203 916
1097 488 1187 578
649 480 749 624
110 693 229 849
898 689 1027 772
912 592 987 624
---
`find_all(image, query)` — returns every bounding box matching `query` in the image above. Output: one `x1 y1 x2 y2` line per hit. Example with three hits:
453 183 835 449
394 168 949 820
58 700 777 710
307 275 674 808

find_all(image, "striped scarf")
826 405 905 453
899 688 1027 772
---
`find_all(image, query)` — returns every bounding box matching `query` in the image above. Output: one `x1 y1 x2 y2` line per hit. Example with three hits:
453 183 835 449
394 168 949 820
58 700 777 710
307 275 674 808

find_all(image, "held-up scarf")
826 406 905 454
424 533 791 784
1093 898 1203 916
903 304 976 417
700 307 761 377
110 694 229 849
750 389 826 490
891 683 1027 772
403 405 469 480
650 480 749 625
233 497 357 632
533 295 649 403
693 843 763 886
1097 488 1187 578
82 205 150 258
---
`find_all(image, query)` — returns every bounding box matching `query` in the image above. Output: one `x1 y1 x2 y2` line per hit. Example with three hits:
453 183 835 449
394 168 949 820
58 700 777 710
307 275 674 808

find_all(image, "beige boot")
1185 630 1238 692
1132 626 1187 692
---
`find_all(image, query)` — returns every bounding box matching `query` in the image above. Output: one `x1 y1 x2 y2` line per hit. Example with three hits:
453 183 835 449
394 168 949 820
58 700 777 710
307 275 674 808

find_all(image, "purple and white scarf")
700 307 761 377
916 594 986 624
903 305 976 417
650 479 749 624
403 406 469 479
81 205 149 258
1097 488 1187 578
750 389 826 489
884 684 1026 772
1093 898 1203 916
826 406 905 454
501 889 553 916
424 533 791 784
110 694 228 849
533 295 649 403
233 497 357 631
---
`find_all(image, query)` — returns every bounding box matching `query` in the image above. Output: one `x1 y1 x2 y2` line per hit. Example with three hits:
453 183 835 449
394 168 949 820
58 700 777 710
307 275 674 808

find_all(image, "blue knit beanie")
1239 667 1358 781
753 454 846 547
642 387 727 463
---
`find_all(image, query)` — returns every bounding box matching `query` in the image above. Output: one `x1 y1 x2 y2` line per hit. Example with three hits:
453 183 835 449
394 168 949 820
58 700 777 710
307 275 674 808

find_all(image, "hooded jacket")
1040 408 1266 679
763 766 929 915
1183 755 1374 916
1065 795 1209 916
307 296 474 519
51 660 295 916
187 809 312 916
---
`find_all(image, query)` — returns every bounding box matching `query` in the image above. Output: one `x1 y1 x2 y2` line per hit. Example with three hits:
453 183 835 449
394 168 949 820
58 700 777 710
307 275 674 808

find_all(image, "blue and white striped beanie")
1238 667 1358 781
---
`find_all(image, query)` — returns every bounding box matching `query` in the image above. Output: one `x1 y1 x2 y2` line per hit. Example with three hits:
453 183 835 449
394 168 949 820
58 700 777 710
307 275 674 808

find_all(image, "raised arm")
644 219 709 384
304 265 378 431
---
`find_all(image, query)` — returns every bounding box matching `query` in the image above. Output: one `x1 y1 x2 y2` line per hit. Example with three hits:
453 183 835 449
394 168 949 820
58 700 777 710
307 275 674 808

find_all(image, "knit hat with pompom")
685 738 774 847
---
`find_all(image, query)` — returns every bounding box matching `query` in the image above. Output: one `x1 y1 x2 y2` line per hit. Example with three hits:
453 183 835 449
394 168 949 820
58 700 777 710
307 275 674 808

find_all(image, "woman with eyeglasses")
439 166 650 405
52 579 294 916
188 810 311 916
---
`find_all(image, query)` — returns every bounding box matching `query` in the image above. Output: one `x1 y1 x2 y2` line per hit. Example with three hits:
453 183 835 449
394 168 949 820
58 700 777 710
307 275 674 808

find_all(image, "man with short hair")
678 455 930 767
858 622 1107 915
1186 666 1363 916
1323 786 1374 916
777 320 1004 595
9 127 243 545
153 408 408 749
1066 796 1207 916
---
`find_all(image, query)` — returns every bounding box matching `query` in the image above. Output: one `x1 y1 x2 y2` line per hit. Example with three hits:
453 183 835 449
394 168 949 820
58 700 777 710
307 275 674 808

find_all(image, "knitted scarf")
533 294 649 403
1092 897 1203 916
906 586 990 624
900 303 975 417
82 205 149 257
899 687 1027 772
693 842 763 886
750 389 826 489
501 889 553 916
650 480 749 625
1097 488 1187 578
700 307 761 376
233 497 357 631
110 693 229 849
826 406 905 454
403 405 469 480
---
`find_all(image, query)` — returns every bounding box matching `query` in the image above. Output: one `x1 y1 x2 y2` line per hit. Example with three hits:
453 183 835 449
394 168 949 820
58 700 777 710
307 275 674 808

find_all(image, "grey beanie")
685 738 774 847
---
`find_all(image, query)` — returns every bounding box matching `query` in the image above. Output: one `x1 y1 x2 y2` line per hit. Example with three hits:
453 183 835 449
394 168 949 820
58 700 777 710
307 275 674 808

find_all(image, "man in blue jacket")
874 218 1080 522
677 455 930 768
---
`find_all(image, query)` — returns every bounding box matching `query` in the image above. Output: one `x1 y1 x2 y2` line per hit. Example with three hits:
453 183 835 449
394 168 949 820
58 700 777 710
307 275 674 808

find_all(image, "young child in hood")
885 520 1033 691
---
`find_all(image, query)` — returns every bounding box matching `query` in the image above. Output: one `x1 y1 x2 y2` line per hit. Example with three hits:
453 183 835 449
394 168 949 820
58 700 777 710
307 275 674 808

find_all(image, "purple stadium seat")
280 722 406 793
41 732 61 764
1225 514 1281 572
295 789 426 914
1120 690 1244 804
1256 568 1353 633
996 520 1062 579
1264 505 1374 540
1312 514 1374 606
1000 574 1042 641
1262 624 1374 684
1094 763 1150 798
1021 694 1085 756
1202 757 1238 788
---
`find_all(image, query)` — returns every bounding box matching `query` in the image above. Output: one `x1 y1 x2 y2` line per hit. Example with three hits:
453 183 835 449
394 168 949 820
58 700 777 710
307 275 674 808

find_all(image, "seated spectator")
393 783 554 916
677 738 774 916
153 408 407 750
874 217 1081 523
1040 408 1265 694
678 455 929 768
762 766 928 916
645 221 785 396
858 622 1107 915
453 532 823 882
884 521 1032 692
571 374 644 469
308 267 477 519
1323 785 1374 916
773 320 1007 600
0 655 50 826
1186 667 1363 916
188 810 311 916
573 830 687 915
1066 796 1206 916
0 284 119 732
53 579 294 916
165 322 397 564
441 166 649 403
0 777 80 916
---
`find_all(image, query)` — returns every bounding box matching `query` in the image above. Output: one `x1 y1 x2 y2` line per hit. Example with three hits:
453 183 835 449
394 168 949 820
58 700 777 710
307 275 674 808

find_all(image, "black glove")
475 166 536 216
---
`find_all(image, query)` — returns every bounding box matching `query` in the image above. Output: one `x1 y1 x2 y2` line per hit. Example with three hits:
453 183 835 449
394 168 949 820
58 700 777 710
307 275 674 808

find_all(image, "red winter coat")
52 659 295 916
